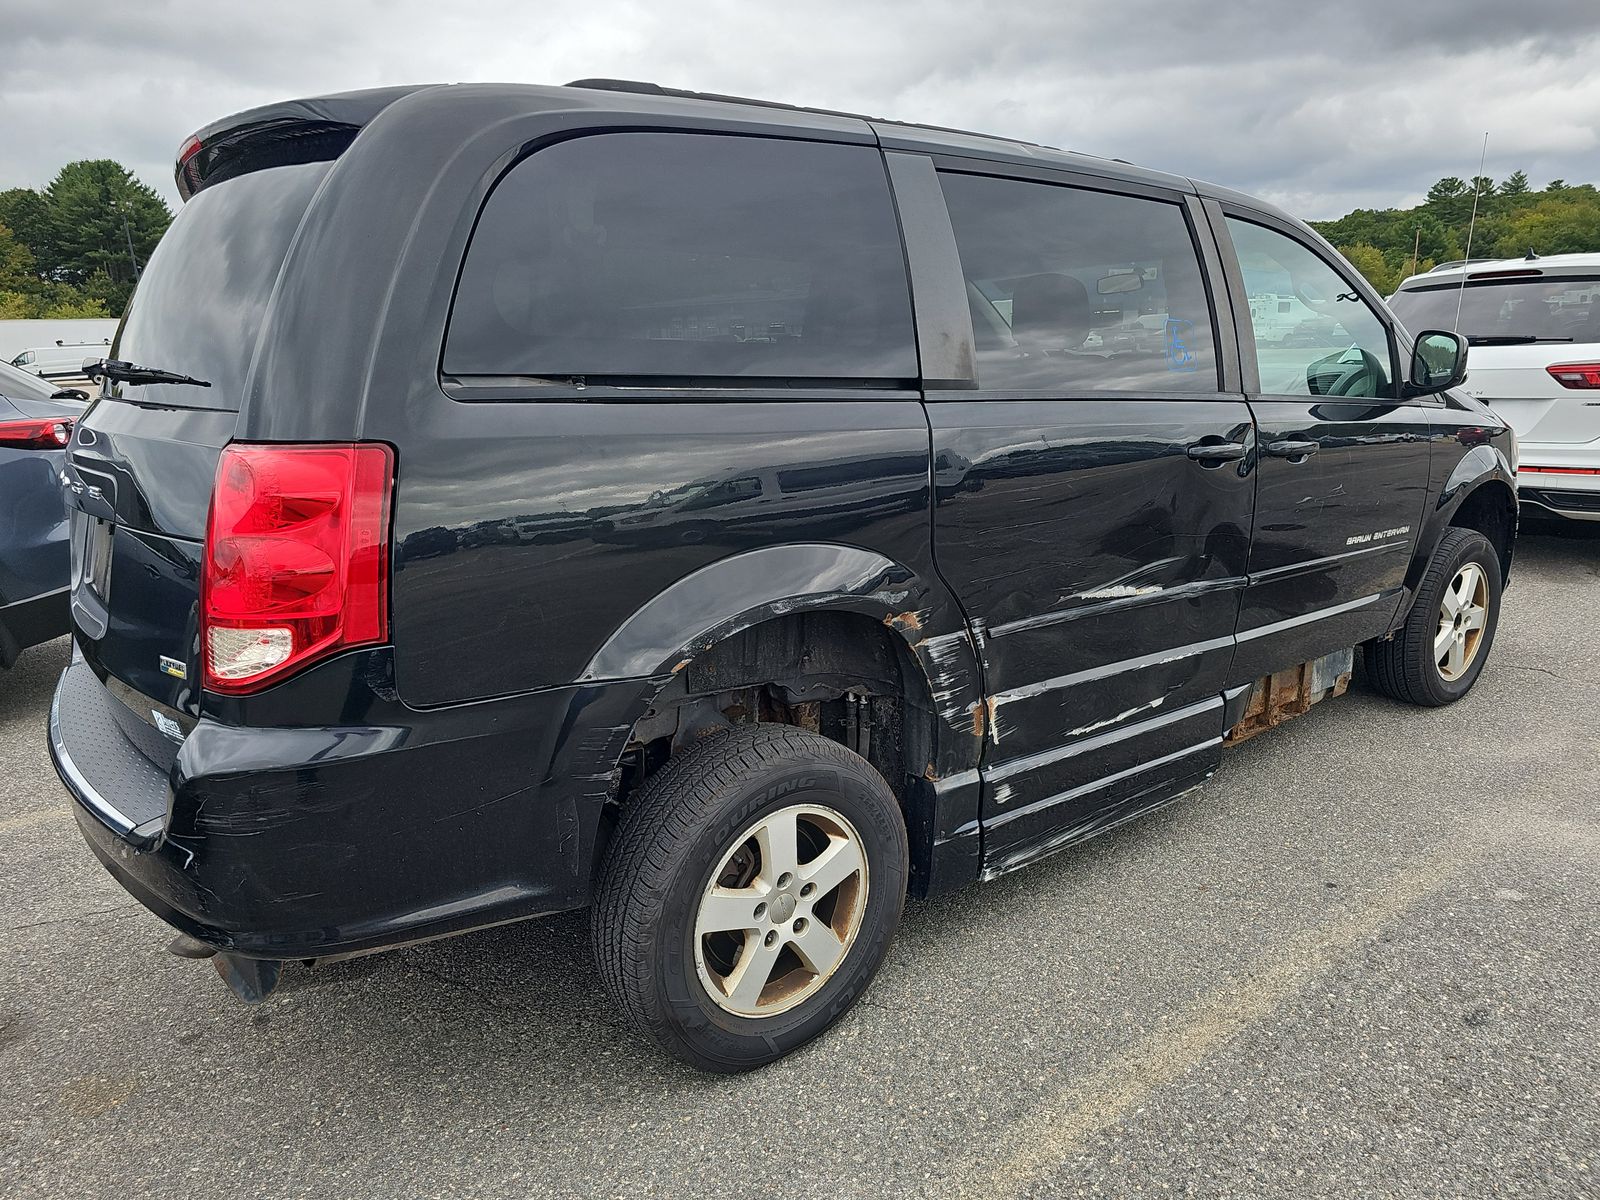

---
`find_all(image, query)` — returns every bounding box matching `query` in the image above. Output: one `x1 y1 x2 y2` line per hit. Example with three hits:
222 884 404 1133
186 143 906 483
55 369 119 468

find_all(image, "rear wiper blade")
83 358 211 388
1465 335 1574 346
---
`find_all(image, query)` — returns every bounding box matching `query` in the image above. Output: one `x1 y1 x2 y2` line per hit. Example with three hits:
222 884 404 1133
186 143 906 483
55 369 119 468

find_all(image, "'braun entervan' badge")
159 655 187 679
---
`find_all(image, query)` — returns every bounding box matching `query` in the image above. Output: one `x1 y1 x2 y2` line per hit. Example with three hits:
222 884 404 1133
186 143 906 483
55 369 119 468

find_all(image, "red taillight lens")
1546 362 1600 389
202 443 393 693
0 417 73 448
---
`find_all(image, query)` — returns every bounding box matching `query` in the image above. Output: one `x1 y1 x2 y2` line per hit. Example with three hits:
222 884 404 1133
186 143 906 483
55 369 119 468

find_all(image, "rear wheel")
592 723 907 1072
1366 527 1502 706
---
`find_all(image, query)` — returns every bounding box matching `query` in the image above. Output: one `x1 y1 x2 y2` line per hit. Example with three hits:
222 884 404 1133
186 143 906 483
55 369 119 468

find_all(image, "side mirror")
1406 330 1468 396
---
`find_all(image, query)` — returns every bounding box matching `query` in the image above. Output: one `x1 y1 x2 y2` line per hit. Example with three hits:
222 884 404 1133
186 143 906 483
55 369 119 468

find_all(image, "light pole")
111 194 140 281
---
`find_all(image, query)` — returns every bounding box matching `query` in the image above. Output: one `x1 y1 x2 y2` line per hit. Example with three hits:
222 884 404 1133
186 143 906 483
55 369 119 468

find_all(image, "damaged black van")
51 80 1517 1071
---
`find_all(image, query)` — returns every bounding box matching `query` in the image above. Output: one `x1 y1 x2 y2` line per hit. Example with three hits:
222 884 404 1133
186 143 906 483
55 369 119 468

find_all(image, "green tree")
41 295 112 319
0 222 36 293
1499 170 1530 196
1422 176 1475 228
0 188 51 269
40 160 170 308
1490 197 1600 257
1336 243 1401 294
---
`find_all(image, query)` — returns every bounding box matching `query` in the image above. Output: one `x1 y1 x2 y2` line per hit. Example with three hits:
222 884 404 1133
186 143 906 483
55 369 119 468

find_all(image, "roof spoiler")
175 85 429 200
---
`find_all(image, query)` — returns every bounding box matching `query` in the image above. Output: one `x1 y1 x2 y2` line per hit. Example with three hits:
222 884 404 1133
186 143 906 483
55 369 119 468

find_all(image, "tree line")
2 157 1598 319
0 160 172 320
1311 172 1600 295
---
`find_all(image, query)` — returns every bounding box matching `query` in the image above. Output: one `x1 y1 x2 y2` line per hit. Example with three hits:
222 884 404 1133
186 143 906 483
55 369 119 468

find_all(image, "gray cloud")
3 0 1599 219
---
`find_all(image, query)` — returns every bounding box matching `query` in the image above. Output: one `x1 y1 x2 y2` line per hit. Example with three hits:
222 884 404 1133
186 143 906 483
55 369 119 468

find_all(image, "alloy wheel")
1435 562 1489 682
693 803 869 1017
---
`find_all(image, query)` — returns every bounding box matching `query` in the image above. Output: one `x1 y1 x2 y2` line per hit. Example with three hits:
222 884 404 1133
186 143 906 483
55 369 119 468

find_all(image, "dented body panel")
925 397 1254 873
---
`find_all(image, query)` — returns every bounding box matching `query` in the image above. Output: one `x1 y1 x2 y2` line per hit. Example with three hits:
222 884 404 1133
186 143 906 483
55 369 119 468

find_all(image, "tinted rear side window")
444 133 917 384
113 162 329 411
938 172 1218 392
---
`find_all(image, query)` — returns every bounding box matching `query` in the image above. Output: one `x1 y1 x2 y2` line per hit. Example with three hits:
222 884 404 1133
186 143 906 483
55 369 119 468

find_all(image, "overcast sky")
4 0 1599 220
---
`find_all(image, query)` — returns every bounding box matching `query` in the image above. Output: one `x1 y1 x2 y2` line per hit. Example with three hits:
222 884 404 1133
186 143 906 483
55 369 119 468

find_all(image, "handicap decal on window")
1164 317 1198 372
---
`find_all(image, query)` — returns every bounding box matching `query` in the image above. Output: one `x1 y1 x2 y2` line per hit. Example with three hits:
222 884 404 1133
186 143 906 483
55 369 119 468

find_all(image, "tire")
592 723 908 1072
1366 527 1502 706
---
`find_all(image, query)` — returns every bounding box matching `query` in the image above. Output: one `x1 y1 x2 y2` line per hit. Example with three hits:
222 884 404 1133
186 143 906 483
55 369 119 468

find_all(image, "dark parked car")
51 80 1517 1072
0 359 83 668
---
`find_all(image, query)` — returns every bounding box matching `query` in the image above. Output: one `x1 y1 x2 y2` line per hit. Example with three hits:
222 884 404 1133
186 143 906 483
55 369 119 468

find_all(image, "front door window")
1226 218 1396 399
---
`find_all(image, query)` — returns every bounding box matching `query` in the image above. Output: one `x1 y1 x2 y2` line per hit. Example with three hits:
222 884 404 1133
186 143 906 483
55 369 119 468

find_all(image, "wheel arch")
578 543 986 897
1404 447 1517 605
1443 471 1517 584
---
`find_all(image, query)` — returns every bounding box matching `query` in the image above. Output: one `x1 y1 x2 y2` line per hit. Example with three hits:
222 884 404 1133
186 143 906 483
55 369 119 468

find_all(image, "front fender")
1402 439 1517 606
1439 442 1515 512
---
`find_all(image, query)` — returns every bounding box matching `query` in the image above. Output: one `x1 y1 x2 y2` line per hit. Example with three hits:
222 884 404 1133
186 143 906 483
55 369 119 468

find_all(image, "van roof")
177 78 1213 204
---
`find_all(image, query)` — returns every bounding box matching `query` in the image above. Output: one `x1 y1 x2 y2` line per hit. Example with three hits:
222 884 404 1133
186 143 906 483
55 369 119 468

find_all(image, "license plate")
71 512 114 603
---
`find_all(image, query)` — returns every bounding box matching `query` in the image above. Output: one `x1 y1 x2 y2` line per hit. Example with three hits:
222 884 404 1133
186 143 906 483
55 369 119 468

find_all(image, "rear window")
112 162 330 410
1390 275 1600 343
444 133 917 385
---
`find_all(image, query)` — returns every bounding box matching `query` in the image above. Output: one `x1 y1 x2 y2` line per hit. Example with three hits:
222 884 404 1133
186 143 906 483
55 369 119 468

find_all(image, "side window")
1225 218 1397 399
445 133 917 384
936 172 1219 392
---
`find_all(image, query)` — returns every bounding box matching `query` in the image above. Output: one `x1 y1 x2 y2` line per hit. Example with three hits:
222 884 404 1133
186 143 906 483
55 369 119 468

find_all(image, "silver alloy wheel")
693 803 869 1017
1435 561 1489 682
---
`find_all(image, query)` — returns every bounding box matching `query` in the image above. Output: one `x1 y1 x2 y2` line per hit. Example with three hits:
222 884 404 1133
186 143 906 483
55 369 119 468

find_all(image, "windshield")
1390 275 1600 343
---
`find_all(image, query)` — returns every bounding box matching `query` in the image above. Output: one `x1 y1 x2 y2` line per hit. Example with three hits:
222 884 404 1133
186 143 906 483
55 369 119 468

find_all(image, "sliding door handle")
1185 440 1248 464
1266 439 1320 460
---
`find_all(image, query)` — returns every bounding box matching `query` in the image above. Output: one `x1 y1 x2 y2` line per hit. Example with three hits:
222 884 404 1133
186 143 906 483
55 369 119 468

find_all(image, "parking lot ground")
2 532 1597 1199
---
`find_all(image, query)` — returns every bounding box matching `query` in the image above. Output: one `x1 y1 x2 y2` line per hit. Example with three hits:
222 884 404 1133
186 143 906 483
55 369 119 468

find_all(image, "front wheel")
592 723 908 1072
1366 527 1503 706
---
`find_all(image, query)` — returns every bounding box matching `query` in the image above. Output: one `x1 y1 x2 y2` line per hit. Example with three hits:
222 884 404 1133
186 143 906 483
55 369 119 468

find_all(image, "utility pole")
111 193 140 281
1408 227 1421 278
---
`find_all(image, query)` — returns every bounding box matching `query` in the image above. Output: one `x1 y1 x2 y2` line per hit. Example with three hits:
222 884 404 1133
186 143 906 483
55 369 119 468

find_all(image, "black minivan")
51 80 1517 1071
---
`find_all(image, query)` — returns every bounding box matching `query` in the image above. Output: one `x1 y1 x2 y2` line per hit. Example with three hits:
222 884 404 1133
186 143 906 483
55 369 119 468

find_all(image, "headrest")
1010 272 1090 349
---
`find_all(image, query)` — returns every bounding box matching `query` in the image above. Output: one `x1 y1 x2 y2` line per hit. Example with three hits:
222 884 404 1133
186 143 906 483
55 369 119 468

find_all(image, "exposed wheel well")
604 610 939 874
1448 481 1517 580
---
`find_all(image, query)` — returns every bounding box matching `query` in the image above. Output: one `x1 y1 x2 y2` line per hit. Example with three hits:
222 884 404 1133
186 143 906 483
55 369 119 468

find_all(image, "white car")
9 340 111 383
1390 253 1600 523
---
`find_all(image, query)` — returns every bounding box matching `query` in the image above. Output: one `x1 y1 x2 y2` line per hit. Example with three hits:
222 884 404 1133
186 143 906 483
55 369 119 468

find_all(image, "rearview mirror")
1407 329 1468 396
1097 271 1142 295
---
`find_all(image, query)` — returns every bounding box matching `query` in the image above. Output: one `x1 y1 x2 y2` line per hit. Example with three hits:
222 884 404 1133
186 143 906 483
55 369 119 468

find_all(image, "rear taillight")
0 417 73 448
1546 362 1600 389
202 443 394 693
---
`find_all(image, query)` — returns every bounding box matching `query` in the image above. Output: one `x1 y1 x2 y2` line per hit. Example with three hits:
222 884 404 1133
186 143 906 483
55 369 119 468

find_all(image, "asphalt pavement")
1 531 1596 1199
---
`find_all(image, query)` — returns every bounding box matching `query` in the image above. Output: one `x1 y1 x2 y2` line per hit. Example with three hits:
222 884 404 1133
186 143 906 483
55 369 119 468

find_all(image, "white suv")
1391 253 1600 523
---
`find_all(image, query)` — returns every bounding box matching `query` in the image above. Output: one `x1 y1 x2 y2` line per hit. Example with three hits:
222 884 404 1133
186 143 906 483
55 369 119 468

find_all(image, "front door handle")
1266 439 1320 460
1185 440 1248 463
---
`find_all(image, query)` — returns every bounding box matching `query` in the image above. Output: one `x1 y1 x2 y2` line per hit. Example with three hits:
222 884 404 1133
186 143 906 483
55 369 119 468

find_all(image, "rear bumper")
0 586 68 667
51 649 650 961
1518 486 1600 521
1515 443 1600 521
